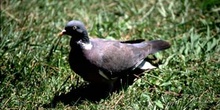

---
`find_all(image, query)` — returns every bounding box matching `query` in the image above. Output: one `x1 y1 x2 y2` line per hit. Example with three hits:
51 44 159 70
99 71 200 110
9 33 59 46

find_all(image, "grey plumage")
59 20 171 89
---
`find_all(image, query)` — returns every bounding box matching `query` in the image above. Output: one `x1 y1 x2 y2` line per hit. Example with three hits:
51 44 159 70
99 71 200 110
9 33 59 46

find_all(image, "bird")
58 20 171 92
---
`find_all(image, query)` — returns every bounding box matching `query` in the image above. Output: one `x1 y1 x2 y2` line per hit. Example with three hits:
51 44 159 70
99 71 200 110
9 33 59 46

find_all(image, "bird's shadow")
44 72 144 108
47 83 112 107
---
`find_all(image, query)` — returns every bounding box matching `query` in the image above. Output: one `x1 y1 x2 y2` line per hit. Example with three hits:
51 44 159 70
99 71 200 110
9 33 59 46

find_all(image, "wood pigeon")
59 20 171 91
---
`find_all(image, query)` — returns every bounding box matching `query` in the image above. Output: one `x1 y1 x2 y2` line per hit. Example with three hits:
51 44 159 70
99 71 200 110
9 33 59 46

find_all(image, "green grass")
1 0 220 109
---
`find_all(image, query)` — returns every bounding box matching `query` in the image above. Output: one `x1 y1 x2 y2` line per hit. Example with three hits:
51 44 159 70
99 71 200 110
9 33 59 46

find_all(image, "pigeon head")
59 20 89 42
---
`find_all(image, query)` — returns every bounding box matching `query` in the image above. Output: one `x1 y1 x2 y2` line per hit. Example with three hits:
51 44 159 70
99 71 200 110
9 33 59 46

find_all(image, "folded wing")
85 39 170 78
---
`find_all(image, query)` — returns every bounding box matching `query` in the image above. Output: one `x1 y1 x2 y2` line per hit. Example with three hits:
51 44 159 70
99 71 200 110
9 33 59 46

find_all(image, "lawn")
1 0 220 109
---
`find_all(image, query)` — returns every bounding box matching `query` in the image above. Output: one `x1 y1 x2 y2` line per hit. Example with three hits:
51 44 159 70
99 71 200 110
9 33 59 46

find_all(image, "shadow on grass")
48 83 112 107
43 71 144 108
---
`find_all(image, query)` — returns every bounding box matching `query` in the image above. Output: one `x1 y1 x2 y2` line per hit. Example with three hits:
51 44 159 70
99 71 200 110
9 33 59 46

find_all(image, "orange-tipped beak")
58 30 66 36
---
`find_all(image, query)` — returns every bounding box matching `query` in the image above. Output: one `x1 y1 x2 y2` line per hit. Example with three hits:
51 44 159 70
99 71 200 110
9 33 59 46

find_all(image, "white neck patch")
80 42 93 50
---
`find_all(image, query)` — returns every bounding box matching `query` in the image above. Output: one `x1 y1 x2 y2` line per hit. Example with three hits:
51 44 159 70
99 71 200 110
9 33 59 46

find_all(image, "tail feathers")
147 40 171 54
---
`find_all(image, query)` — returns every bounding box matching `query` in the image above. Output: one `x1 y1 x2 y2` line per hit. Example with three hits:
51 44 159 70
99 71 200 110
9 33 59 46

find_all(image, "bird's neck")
77 40 93 50
81 34 90 44
70 31 90 44
70 33 92 50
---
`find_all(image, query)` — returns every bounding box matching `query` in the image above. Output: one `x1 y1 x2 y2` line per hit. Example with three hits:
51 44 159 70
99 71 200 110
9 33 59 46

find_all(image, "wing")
85 38 170 77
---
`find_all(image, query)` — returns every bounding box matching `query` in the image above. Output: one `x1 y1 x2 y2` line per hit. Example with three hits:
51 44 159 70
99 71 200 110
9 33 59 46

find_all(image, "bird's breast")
68 49 111 83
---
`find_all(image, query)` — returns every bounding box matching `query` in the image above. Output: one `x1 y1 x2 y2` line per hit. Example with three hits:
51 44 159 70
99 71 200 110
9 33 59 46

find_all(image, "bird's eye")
72 26 77 30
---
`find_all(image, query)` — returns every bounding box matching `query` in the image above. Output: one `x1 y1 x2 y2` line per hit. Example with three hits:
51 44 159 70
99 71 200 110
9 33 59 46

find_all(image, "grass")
1 0 220 109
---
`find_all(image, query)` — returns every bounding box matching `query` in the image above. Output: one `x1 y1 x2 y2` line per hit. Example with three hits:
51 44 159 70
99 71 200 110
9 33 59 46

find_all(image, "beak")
58 29 66 36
